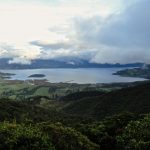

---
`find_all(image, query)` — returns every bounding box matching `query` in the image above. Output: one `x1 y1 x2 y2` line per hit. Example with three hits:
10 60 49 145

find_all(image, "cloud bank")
71 0 150 63
0 0 149 64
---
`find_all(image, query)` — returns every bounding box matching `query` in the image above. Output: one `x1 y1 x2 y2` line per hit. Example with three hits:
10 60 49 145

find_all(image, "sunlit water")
0 68 147 84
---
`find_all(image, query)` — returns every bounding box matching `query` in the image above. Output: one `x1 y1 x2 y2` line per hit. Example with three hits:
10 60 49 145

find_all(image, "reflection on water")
0 68 147 84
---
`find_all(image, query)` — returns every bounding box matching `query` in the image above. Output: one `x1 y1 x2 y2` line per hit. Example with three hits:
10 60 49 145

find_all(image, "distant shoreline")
114 67 150 79
0 68 147 84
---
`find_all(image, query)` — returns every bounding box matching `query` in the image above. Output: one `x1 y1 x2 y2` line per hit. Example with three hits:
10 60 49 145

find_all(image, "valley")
0 73 145 101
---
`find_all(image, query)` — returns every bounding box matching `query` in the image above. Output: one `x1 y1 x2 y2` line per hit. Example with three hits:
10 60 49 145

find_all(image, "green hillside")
0 82 149 149
62 82 150 119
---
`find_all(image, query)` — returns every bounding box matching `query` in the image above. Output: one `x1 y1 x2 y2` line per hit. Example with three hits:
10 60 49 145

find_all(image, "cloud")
71 0 150 63
30 0 150 64
0 43 41 64
99 0 150 48
8 57 31 64
31 41 96 61
0 0 149 64
0 0 118 64
30 41 73 50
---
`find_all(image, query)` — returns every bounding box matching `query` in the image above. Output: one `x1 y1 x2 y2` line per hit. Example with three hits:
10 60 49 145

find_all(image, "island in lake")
28 74 46 78
0 72 15 79
114 64 150 79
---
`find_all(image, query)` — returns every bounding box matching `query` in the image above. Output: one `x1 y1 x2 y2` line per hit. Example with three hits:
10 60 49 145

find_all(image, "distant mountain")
0 58 143 69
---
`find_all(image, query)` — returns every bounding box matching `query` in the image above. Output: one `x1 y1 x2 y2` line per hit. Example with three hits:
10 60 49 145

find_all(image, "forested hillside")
62 82 150 119
0 82 149 149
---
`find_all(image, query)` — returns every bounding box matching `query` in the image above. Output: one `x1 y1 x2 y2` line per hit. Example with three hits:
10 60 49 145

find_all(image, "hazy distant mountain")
0 58 143 69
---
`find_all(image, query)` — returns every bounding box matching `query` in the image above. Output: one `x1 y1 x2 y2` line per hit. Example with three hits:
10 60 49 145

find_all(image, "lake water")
0 68 147 84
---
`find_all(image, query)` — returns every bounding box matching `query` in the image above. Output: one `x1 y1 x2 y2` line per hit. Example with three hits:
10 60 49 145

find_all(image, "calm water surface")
0 68 147 84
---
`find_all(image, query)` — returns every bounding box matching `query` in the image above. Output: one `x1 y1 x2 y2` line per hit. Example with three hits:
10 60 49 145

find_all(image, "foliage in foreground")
117 116 150 150
0 122 54 150
73 113 150 150
41 123 99 150
0 113 149 150
0 121 98 150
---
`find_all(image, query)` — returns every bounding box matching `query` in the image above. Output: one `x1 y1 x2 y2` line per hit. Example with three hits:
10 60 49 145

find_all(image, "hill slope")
62 82 150 119
1 81 149 121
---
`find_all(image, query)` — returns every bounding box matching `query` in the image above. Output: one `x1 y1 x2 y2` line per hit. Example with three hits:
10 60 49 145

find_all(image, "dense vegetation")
0 112 149 150
0 81 149 149
0 122 55 150
62 82 150 119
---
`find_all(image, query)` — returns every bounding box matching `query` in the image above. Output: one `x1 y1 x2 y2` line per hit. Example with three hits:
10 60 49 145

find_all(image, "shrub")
0 122 55 150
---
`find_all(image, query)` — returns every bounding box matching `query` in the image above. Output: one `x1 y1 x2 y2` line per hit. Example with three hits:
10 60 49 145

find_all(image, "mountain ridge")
0 58 143 69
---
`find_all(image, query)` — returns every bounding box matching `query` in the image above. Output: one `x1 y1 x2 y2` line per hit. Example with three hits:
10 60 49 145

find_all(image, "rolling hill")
0 81 149 121
62 82 150 119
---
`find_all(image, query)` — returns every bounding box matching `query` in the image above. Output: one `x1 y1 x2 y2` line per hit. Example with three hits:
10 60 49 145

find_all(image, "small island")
114 64 150 79
0 72 15 79
28 74 46 78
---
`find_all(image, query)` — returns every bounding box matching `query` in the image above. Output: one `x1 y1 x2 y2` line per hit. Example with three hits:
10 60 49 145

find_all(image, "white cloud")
0 0 148 64
68 0 150 64
0 0 120 63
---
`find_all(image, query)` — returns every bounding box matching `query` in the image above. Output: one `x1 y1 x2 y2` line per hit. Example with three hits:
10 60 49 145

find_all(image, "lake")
0 68 147 84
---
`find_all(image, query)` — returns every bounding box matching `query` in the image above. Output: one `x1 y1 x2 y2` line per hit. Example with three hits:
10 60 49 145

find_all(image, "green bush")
76 113 136 149
0 122 55 150
117 115 150 150
41 123 99 150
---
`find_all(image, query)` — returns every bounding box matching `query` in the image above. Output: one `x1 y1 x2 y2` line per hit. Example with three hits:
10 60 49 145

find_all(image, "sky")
0 0 149 64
